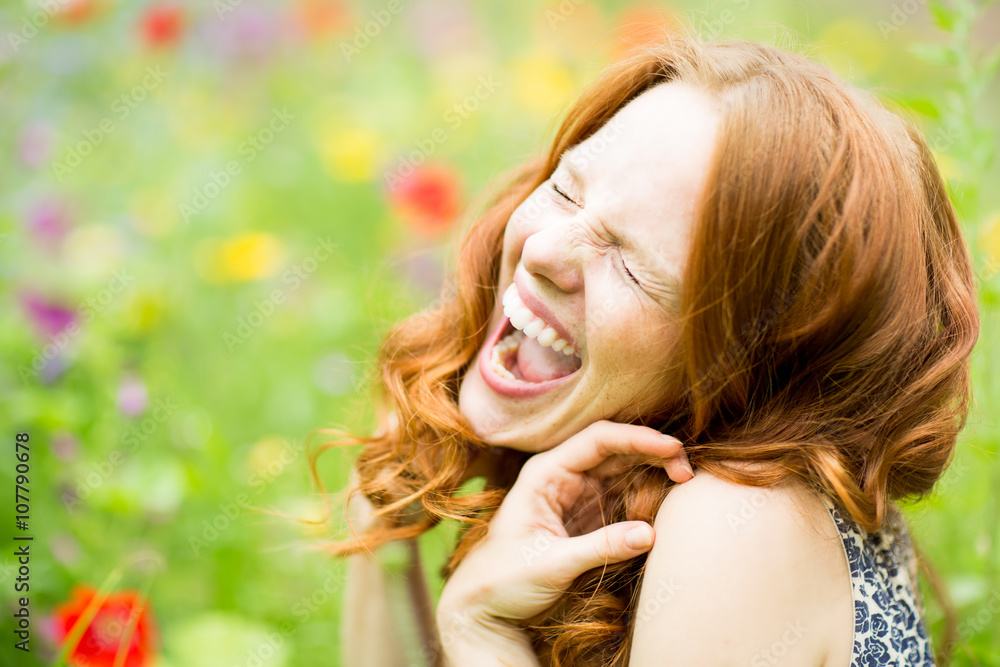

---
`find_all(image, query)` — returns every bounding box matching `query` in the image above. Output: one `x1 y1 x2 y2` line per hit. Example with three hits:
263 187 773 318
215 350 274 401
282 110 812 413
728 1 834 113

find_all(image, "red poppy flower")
141 5 184 48
53 0 100 25
52 585 157 667
386 163 463 236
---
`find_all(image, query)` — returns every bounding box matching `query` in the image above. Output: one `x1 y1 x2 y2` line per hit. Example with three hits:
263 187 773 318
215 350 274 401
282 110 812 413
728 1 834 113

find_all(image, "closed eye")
551 181 578 206
620 255 641 287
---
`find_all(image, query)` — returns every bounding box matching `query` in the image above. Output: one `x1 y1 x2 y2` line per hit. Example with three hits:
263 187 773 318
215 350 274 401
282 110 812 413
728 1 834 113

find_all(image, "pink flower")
25 199 70 249
117 375 149 416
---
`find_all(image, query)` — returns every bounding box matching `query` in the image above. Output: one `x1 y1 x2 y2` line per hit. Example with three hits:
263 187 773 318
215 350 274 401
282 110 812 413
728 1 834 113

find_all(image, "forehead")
561 82 721 267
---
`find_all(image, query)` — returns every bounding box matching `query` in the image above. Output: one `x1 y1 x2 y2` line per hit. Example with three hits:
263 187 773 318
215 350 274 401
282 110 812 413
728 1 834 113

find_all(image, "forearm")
437 607 541 667
341 551 409 667
340 473 412 667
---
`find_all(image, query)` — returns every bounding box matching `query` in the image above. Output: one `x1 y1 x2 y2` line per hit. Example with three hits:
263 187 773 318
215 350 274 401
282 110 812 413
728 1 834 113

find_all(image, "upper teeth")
502 284 578 356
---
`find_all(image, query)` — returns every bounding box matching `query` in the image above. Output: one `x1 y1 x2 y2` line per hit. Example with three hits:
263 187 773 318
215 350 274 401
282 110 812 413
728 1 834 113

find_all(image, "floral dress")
820 494 936 665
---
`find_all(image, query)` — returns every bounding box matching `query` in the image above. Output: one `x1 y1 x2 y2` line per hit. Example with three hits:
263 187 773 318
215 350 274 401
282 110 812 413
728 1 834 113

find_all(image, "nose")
520 218 585 294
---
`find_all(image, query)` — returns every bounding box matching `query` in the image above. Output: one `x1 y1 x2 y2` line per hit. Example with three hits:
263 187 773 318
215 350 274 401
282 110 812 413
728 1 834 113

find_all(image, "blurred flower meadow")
1 0 999 665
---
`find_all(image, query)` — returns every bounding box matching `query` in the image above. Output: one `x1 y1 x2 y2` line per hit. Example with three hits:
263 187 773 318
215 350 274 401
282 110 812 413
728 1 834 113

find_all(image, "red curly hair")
310 33 979 666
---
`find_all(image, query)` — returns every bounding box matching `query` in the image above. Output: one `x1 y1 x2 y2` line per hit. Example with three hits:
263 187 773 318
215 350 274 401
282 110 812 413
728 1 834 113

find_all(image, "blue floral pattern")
822 496 935 666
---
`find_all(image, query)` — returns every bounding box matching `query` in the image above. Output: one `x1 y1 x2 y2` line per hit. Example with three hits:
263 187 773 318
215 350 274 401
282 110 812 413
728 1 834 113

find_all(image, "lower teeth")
491 331 523 381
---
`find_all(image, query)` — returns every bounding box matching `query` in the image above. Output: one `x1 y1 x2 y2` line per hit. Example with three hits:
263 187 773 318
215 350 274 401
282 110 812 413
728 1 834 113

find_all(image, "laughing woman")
318 33 979 667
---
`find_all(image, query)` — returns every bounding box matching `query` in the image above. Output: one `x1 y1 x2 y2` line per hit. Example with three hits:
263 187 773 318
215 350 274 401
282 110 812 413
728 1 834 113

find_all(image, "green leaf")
900 97 942 119
928 0 957 32
909 43 958 68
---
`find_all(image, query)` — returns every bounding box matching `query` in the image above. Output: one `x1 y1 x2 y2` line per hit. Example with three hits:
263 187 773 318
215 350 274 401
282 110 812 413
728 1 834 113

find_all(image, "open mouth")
477 283 583 397
489 320 582 383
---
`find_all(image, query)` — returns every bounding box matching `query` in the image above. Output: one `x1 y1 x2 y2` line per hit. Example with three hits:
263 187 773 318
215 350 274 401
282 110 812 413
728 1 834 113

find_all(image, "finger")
590 450 694 482
553 521 655 577
500 423 689 527
548 421 687 477
663 454 695 483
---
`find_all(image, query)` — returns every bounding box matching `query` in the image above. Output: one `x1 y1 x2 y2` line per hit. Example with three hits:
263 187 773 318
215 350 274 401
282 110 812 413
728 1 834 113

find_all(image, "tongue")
516 335 581 383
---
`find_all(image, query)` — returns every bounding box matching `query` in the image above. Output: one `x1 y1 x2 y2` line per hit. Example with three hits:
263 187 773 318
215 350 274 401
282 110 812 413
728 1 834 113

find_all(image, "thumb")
557 521 655 575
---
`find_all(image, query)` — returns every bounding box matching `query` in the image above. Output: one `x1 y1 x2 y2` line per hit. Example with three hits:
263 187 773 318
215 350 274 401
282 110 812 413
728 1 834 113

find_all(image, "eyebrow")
557 149 587 194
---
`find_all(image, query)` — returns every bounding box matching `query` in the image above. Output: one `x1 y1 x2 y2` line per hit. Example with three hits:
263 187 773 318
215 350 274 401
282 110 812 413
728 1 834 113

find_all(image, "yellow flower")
195 232 285 283
123 292 164 334
510 54 575 116
316 121 382 182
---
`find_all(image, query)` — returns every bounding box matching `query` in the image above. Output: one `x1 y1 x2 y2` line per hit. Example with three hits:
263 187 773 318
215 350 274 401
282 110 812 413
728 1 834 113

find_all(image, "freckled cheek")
588 308 673 369
584 317 638 366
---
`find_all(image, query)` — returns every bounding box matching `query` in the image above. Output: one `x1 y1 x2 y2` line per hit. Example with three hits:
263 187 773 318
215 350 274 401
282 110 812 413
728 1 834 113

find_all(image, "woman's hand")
437 421 693 665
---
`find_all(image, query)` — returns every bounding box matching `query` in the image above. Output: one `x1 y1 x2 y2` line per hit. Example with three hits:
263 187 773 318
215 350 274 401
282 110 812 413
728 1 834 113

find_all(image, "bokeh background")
2 0 999 665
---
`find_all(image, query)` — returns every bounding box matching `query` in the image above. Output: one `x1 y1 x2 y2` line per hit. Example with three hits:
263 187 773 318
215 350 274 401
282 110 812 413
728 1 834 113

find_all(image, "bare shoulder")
653 465 838 543
628 467 854 666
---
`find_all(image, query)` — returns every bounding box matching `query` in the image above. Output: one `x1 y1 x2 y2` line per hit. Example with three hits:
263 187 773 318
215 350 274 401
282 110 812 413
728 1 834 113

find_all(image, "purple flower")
19 290 77 339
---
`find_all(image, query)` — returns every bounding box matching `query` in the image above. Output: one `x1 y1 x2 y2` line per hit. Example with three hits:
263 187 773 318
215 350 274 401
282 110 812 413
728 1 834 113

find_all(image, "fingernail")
682 462 694 478
625 525 654 550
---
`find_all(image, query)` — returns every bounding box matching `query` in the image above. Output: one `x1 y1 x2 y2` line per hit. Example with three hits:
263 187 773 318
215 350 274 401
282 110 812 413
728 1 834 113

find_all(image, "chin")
457 365 576 453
